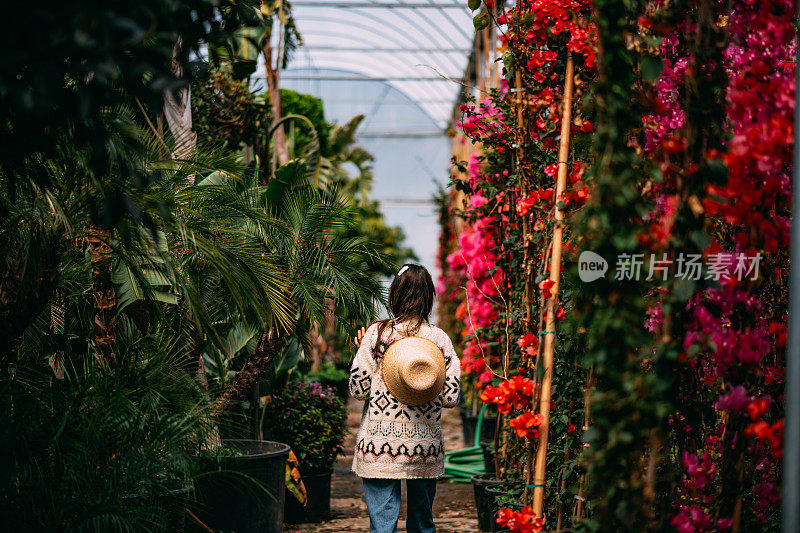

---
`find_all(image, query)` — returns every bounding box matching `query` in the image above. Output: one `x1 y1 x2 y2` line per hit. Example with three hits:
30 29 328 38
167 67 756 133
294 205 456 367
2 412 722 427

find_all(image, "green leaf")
263 337 304 394
223 322 257 360
468 0 481 10
196 170 229 187
473 13 490 31
274 337 303 376
111 260 176 312
285 462 307 504
673 278 696 302
640 55 664 82
264 160 305 208
705 159 728 183
267 114 321 188
689 230 711 250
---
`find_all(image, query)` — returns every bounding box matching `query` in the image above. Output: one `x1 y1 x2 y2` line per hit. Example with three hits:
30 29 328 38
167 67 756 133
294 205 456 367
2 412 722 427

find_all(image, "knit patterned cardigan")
349 321 461 479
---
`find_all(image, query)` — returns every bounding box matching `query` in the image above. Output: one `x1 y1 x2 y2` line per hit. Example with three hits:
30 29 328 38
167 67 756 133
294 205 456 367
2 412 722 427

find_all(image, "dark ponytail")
372 264 436 359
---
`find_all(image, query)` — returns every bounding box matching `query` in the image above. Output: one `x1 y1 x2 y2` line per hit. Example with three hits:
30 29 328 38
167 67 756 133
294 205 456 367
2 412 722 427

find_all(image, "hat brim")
381 337 446 406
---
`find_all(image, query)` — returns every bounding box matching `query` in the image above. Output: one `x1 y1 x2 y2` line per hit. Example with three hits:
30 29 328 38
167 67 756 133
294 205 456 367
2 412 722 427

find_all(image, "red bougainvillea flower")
769 321 787 347
480 385 512 414
517 332 539 355
516 195 536 216
538 278 555 292
745 419 785 458
501 375 535 396
496 505 544 532
509 411 543 439
500 376 535 409
517 333 537 348
747 398 770 420
480 385 505 404
481 376 536 414
662 136 686 154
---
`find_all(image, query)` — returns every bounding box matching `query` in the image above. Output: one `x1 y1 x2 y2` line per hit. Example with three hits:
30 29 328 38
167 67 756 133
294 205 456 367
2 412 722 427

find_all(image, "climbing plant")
442 0 793 531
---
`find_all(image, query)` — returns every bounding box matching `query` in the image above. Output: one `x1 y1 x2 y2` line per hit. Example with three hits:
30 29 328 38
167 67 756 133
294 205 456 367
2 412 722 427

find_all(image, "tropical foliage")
0 1 407 530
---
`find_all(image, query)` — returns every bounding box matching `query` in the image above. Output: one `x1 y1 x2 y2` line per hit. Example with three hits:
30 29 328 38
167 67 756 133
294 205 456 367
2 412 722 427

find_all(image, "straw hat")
381 337 446 406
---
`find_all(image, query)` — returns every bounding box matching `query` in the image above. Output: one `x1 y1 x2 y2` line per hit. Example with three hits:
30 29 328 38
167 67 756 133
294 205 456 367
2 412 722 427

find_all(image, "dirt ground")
284 398 479 532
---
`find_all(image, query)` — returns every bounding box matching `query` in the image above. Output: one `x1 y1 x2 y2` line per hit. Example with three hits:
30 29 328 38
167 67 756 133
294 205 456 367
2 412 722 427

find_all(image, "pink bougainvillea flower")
713 385 752 412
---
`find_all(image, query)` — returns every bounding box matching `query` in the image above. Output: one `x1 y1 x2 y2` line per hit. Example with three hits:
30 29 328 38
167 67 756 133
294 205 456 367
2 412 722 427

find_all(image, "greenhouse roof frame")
255 0 479 129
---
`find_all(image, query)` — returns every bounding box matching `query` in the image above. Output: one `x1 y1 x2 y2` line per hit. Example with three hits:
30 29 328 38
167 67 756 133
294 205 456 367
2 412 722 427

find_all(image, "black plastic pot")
486 487 524 533
480 440 496 475
191 439 290 533
158 485 193 532
460 407 497 446
471 474 501 532
485 485 506 533
284 469 333 524
123 485 194 532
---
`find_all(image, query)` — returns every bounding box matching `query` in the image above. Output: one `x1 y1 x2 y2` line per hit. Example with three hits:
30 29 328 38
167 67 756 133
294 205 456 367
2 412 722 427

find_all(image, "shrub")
261 382 347 474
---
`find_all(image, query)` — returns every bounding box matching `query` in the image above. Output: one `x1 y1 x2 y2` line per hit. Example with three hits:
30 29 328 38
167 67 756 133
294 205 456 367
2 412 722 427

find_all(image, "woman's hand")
353 327 366 349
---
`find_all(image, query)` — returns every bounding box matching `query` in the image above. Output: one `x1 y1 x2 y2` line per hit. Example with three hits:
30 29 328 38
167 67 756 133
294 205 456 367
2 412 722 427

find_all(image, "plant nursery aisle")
284 397 479 532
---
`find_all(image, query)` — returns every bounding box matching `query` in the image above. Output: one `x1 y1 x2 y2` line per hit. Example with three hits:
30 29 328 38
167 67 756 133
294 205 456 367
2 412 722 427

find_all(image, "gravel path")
284 397 479 532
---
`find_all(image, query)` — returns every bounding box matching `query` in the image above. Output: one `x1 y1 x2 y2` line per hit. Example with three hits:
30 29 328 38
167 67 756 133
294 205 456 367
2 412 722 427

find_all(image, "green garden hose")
442 404 491 482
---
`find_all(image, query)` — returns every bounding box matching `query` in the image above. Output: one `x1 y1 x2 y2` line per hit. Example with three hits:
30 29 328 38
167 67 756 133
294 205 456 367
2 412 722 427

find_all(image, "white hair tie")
397 266 409 276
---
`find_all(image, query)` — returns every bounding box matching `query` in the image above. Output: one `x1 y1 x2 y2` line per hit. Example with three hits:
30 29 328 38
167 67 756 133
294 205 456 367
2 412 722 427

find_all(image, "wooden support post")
514 69 535 331
474 31 482 95
531 50 575 519
573 367 594 521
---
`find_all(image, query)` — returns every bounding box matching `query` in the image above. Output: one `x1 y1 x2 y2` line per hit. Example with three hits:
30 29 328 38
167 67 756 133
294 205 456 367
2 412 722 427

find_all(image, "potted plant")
471 473 502 532
191 440 291 533
486 484 524 533
191 338 303 533
261 381 348 524
480 440 496 474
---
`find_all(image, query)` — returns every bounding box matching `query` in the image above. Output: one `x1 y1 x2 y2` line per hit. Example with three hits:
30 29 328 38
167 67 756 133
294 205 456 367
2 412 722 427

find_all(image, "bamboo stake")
555 360 580 529
482 25 490 93
514 69 535 330
531 50 575 519
474 31 482 95
573 367 594 521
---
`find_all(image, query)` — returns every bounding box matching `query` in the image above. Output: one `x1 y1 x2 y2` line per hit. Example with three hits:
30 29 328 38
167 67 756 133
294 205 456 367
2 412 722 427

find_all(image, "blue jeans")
362 478 437 533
